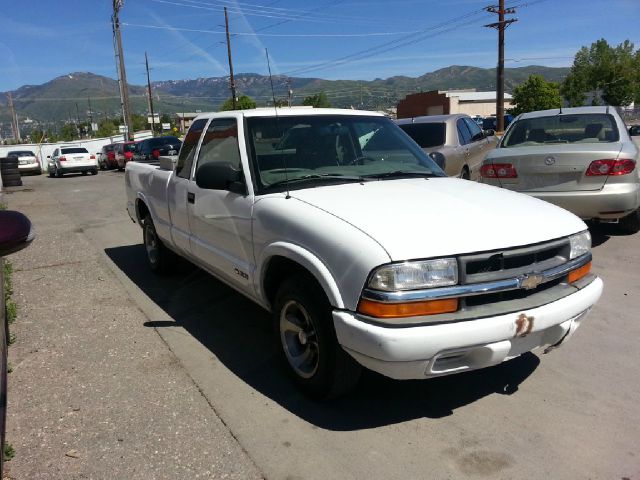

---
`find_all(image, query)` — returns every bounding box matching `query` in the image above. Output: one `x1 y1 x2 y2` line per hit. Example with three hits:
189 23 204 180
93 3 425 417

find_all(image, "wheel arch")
258 242 344 311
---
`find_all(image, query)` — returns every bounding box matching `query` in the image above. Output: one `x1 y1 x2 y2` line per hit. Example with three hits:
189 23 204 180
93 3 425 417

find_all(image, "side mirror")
629 126 640 136
428 151 446 171
47 155 51 159
484 129 495 137
195 162 246 195
0 211 34 257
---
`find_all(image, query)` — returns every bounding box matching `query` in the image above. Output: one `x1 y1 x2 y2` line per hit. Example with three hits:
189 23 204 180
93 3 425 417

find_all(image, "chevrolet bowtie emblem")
520 273 544 290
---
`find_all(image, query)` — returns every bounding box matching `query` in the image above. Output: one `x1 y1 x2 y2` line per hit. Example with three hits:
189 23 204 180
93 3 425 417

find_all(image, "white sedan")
47 146 98 177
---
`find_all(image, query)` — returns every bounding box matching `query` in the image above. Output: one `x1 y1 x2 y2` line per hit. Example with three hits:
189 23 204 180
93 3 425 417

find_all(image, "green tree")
220 95 257 111
97 120 117 138
59 123 78 141
131 113 147 132
510 75 562 115
562 39 639 106
302 92 331 108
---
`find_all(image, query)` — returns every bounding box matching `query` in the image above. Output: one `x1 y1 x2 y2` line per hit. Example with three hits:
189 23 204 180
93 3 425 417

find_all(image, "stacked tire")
0 157 22 188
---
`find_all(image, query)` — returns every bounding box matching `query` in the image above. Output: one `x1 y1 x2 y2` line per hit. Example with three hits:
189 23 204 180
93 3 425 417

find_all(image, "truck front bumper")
332 277 603 380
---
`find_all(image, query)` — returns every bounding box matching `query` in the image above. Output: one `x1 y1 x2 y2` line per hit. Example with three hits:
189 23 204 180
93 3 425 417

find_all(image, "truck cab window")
196 119 241 170
176 118 208 179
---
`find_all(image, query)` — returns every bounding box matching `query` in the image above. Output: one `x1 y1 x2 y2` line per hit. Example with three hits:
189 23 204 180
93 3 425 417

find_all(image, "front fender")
256 241 344 309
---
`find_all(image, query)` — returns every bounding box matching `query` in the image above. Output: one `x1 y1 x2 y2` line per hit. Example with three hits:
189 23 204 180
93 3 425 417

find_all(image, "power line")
121 22 420 37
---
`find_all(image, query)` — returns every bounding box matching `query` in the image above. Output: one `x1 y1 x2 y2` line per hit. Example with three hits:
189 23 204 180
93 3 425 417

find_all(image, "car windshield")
149 137 180 147
9 151 35 157
124 143 137 152
502 113 620 147
61 147 88 154
246 115 444 192
397 122 446 148
103 145 115 152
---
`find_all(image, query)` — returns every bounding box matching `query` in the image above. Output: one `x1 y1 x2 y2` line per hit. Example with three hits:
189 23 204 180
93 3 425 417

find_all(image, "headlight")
569 231 591 259
368 258 458 291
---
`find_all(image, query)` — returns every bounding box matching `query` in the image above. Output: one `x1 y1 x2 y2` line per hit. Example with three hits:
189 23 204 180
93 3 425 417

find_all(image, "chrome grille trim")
361 253 591 304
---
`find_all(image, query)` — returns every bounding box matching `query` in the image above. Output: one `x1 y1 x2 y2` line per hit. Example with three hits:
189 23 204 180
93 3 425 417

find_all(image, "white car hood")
289 178 585 261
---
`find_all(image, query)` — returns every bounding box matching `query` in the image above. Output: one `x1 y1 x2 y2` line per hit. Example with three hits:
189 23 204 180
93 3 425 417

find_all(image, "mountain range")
0 65 570 124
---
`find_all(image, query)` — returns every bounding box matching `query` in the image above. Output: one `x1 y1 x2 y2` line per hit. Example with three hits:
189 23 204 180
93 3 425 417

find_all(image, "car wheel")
142 215 175 274
82 171 88 176
274 274 361 399
619 209 640 234
55 166 62 178
460 167 470 180
91 169 98 175
48 168 54 178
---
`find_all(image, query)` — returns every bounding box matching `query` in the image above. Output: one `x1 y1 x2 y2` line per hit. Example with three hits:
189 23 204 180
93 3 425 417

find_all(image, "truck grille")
459 237 570 285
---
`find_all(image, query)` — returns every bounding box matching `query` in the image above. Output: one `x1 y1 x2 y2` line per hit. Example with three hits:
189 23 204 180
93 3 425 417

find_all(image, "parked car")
114 141 138 171
98 144 117 170
7 150 41 175
0 210 34 478
125 108 602 398
482 114 514 132
396 114 497 180
133 136 182 162
630 125 640 143
481 106 640 233
47 146 98 177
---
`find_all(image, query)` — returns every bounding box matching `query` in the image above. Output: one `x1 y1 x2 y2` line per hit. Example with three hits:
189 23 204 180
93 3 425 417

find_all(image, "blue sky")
0 0 639 91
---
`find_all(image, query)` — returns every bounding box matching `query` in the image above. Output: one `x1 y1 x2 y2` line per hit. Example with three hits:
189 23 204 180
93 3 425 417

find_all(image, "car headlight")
368 258 458 291
569 231 591 259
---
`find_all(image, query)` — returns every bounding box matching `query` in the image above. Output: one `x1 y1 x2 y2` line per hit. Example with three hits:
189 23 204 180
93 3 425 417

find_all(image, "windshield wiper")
265 173 367 189
362 170 437 180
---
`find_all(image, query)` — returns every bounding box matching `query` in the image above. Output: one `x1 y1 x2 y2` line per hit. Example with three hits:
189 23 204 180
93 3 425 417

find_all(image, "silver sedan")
481 106 640 233
396 114 497 180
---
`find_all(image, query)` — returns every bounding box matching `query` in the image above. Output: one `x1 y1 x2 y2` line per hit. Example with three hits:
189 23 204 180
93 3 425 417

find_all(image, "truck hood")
289 177 586 261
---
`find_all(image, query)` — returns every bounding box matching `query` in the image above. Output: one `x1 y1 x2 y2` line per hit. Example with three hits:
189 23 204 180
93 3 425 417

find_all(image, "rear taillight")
59 156 67 162
124 151 133 159
152 149 160 159
90 154 96 160
480 163 518 178
586 159 635 176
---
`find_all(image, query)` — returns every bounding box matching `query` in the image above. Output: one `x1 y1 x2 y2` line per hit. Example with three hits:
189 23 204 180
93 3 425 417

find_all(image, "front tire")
274 275 361 399
142 215 175 274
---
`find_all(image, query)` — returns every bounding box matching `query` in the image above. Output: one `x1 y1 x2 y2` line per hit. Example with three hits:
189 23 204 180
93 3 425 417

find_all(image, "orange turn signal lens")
357 298 459 318
568 261 591 284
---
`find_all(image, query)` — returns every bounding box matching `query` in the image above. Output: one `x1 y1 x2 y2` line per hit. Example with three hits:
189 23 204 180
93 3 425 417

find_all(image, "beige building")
397 89 512 119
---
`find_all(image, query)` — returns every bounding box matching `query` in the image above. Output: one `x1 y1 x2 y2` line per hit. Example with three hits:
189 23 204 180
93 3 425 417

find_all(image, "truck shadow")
105 244 540 431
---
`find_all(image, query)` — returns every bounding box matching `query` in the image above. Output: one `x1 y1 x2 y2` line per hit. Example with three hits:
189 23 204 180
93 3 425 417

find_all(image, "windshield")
246 115 444 192
149 137 180 147
502 113 620 147
123 143 137 152
397 123 446 148
61 147 88 154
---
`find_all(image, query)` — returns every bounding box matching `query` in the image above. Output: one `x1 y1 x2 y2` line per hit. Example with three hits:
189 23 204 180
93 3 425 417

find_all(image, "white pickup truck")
125 108 603 398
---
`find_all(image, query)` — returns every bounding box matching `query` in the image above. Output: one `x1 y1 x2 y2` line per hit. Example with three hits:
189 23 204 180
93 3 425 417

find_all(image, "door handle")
187 192 195 204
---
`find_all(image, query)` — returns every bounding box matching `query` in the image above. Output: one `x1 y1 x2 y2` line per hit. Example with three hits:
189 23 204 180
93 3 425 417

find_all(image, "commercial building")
397 89 513 119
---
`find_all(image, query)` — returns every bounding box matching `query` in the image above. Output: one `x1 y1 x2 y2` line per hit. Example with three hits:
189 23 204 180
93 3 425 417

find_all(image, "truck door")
187 118 255 294
167 118 209 256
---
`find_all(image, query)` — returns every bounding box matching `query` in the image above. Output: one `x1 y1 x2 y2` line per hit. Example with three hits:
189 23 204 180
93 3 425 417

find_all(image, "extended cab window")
176 118 208 178
195 119 241 170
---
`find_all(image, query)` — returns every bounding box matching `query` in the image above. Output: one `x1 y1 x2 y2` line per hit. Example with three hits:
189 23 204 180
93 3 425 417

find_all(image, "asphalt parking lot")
3 170 639 479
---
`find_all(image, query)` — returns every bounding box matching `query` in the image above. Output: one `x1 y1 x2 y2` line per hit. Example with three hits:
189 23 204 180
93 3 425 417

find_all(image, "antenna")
265 48 290 199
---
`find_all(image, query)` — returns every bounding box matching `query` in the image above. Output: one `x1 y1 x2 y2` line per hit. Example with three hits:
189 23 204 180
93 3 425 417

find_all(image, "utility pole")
485 1 517 133
7 92 21 143
286 78 293 107
112 0 133 140
75 102 82 138
145 51 156 134
224 7 237 109
87 96 93 137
